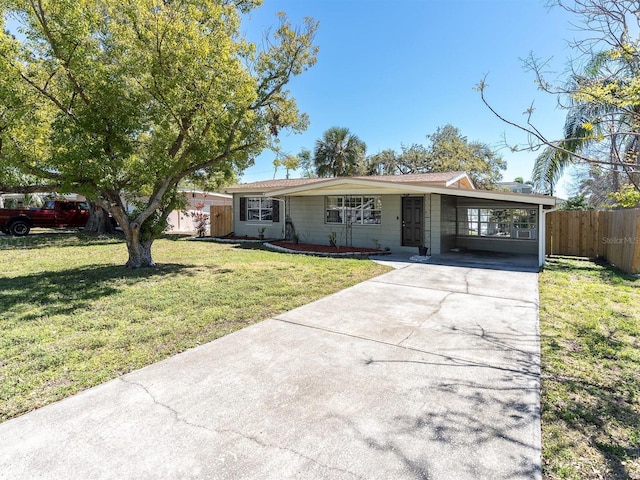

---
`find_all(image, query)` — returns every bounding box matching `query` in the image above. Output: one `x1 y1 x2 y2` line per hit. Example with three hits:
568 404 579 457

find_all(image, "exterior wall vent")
516 229 533 239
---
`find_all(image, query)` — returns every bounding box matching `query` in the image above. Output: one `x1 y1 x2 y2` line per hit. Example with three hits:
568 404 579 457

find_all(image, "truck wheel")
9 220 31 236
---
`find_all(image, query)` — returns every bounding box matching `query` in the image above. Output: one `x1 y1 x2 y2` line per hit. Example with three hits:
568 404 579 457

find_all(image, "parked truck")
0 200 90 236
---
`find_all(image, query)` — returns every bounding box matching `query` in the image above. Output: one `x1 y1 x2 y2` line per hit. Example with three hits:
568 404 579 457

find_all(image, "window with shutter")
241 197 275 222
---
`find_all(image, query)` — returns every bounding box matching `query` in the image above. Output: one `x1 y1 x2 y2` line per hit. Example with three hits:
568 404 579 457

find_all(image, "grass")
539 257 640 480
0 232 390 422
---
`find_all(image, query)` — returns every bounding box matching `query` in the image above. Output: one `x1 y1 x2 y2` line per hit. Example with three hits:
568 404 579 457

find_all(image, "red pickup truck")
0 200 90 236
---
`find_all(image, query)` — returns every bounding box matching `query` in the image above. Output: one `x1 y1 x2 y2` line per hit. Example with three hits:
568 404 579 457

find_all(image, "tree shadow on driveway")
328 364 541 480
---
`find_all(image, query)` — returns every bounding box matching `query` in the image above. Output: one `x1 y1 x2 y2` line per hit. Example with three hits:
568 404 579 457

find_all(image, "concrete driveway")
0 260 541 480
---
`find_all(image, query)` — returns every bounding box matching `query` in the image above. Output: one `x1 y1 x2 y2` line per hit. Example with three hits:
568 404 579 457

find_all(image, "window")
246 197 273 221
239 197 280 222
325 196 382 225
457 207 537 239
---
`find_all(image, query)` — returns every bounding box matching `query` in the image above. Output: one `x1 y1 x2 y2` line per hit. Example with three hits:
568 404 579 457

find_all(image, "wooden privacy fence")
546 209 640 274
210 205 233 238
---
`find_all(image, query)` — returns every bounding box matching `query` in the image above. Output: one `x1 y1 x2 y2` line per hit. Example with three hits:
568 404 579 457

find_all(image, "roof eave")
178 188 232 198
268 181 555 206
267 177 458 196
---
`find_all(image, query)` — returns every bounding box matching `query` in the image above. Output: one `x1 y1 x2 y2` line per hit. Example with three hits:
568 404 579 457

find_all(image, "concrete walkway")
0 260 541 480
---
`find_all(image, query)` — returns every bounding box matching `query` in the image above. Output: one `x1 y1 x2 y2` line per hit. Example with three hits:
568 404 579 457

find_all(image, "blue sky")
242 0 579 196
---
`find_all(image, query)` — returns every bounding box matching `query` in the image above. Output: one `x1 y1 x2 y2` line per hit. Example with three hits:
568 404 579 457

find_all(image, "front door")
402 197 424 247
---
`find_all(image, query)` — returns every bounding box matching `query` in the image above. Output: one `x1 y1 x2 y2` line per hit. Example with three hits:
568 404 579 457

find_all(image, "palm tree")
313 127 366 177
532 51 640 195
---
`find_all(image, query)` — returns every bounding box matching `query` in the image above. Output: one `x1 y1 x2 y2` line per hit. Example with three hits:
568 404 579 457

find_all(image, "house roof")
225 172 556 207
224 177 326 192
178 188 232 198
225 172 474 193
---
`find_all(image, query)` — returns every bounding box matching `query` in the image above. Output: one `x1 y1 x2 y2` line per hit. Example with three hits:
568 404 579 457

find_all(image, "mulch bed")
206 236 389 257
269 241 384 255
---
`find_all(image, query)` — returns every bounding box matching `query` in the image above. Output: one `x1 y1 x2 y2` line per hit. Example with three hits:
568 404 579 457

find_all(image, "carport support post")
538 204 545 268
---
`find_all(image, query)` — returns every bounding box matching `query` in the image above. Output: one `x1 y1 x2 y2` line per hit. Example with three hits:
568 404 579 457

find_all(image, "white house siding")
286 195 402 250
376 195 403 251
287 193 444 254
429 194 442 255
287 196 326 243
424 194 432 253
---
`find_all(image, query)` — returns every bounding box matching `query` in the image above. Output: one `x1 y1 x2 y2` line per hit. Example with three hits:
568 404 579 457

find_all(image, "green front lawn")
0 233 390 422
539 257 640 480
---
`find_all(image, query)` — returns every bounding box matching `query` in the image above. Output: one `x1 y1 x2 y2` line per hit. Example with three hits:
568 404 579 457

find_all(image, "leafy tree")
364 145 429 176
0 166 58 195
530 52 640 195
313 127 366 177
180 170 239 195
567 164 627 207
609 184 640 208
425 125 506 189
398 143 430 174
0 1 318 267
479 0 640 196
273 154 300 179
362 126 505 188
560 194 593 210
297 148 314 178
366 149 403 175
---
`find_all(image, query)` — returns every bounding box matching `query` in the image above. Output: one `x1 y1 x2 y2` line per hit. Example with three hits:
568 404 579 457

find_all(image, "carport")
432 190 556 268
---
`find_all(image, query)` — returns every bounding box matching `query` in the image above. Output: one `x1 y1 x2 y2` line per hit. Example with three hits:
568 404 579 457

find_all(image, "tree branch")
30 0 91 106
478 77 640 171
0 183 60 193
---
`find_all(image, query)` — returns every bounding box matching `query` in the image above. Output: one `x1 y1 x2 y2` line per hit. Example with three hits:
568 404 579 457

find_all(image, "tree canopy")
272 154 300 179
0 0 318 267
364 125 506 189
479 0 640 198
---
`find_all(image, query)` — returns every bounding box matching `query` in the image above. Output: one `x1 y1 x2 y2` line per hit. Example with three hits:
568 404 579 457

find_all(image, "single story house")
224 172 556 266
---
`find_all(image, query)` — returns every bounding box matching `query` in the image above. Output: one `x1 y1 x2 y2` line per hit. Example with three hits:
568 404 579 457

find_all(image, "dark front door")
402 197 424 247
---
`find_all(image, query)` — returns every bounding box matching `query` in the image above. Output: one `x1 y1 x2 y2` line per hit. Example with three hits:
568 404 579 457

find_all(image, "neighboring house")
498 181 534 194
1 190 232 234
224 172 556 266
166 189 232 233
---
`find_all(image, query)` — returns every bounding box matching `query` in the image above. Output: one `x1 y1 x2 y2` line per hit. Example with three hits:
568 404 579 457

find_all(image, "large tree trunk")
84 201 115 234
124 226 156 268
